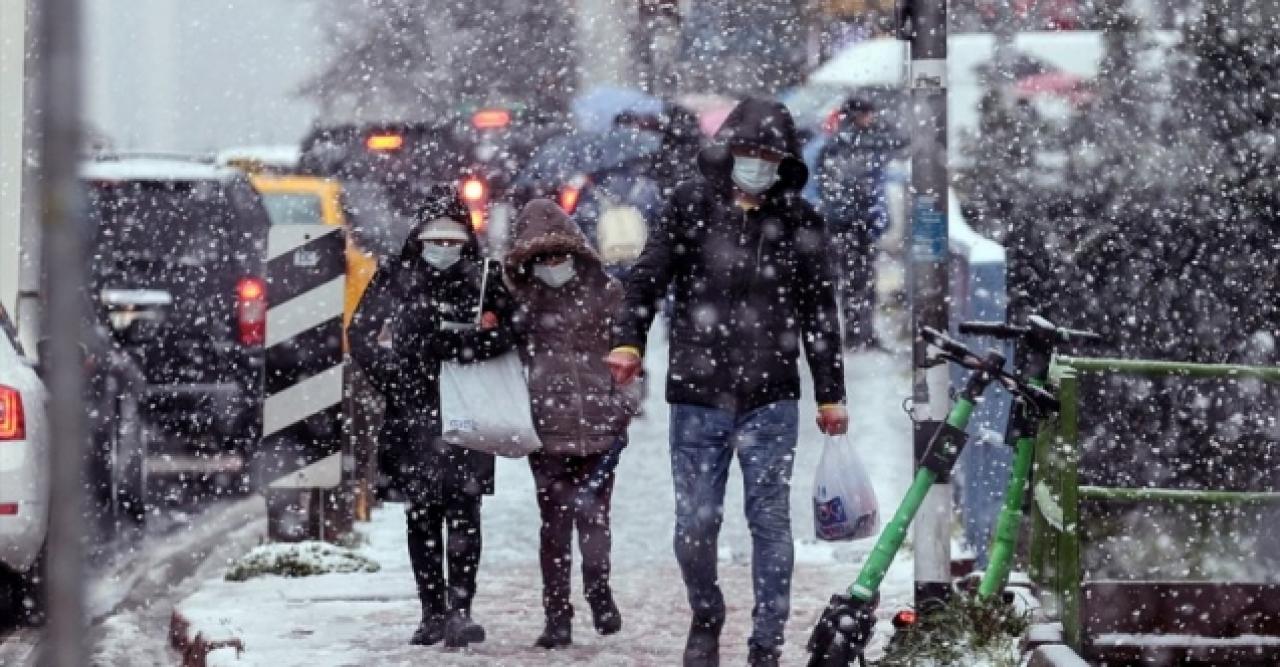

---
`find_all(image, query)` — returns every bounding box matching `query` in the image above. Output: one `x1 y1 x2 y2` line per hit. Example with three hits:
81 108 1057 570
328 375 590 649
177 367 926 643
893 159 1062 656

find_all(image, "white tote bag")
812 435 880 541
439 260 542 458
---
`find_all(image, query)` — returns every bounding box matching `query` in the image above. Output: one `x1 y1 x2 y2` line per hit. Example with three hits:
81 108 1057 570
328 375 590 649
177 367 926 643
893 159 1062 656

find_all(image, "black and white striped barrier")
261 224 351 542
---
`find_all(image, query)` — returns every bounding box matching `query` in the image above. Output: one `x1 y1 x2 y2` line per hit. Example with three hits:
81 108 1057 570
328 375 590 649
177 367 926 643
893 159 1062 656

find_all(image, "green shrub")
225 541 380 582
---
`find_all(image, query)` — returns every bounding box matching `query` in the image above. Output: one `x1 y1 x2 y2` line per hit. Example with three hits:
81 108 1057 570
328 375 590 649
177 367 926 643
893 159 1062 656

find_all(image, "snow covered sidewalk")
171 347 916 666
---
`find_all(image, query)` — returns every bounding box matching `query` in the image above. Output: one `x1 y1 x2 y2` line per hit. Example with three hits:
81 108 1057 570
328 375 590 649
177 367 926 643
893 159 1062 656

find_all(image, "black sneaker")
589 594 623 635
747 645 781 667
534 615 573 649
443 610 486 648
683 615 725 667
409 612 447 646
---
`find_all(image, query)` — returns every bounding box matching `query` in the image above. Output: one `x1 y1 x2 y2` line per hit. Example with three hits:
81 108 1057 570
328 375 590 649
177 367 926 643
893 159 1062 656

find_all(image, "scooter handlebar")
920 326 972 359
958 321 1028 339
960 316 1105 346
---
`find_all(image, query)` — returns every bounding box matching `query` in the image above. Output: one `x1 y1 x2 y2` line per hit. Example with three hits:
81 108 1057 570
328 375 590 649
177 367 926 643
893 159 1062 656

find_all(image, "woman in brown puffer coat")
504 199 639 650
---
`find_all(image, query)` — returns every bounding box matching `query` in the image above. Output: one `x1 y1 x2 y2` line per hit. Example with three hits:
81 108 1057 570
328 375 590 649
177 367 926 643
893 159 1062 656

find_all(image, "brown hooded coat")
504 199 638 456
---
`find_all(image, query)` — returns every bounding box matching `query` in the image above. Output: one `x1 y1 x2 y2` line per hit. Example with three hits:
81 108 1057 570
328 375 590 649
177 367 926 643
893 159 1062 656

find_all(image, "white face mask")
421 242 462 270
731 156 780 195
533 258 576 288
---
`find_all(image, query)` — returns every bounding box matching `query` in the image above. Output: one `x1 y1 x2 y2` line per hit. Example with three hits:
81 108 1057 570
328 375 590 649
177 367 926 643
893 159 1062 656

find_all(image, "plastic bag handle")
474 258 491 326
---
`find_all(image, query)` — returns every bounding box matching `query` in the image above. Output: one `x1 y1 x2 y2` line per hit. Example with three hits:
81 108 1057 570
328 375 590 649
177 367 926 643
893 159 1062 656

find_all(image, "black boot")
588 591 622 635
443 609 486 648
747 645 781 667
410 612 447 646
683 614 725 667
534 614 573 649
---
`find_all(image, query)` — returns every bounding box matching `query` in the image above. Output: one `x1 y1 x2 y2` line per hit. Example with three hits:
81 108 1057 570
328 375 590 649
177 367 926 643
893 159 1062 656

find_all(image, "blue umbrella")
571 86 663 134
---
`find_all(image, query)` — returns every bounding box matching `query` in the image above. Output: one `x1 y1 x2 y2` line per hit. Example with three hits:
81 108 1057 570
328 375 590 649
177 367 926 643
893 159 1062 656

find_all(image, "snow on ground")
166 327 917 666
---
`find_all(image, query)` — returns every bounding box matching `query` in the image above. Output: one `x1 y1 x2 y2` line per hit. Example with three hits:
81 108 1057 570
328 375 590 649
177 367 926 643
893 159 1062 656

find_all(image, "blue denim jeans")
669 401 799 651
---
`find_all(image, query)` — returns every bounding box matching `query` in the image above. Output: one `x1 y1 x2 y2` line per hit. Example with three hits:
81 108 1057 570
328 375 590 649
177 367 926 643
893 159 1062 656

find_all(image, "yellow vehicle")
248 174 376 340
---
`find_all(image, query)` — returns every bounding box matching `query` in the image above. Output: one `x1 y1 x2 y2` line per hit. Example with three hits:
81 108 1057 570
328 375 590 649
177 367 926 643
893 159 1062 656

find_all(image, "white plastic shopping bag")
439 351 542 458
438 259 542 458
813 435 880 541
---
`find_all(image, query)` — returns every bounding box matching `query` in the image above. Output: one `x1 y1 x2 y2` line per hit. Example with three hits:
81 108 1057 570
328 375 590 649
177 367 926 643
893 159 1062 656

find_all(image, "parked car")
0 302 48 621
83 155 270 495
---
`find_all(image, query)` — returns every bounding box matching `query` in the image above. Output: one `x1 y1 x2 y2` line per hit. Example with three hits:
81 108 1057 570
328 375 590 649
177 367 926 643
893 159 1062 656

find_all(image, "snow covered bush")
878 593 1029 667
224 542 380 582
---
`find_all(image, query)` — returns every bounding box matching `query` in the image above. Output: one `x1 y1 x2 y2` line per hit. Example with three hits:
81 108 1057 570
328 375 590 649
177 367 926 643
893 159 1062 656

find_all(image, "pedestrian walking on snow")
815 95 906 350
349 186 515 649
607 97 850 667
504 198 639 649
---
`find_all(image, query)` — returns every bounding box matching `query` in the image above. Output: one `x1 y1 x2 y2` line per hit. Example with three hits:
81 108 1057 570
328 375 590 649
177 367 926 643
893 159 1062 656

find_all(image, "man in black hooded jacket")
608 98 849 667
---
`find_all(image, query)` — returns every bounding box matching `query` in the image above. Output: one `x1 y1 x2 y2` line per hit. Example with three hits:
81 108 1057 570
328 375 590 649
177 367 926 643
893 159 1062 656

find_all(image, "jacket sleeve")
613 188 682 353
794 202 847 405
348 264 404 397
430 263 516 363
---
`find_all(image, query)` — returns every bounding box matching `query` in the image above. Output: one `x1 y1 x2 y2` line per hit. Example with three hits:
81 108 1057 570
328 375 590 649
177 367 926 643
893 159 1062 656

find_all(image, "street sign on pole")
901 0 953 610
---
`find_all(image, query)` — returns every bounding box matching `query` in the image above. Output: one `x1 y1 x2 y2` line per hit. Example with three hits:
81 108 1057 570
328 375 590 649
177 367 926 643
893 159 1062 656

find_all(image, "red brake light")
366 133 405 152
461 178 487 203
0 385 24 441
236 277 267 346
0 503 17 516
559 185 582 214
472 109 511 130
892 609 918 628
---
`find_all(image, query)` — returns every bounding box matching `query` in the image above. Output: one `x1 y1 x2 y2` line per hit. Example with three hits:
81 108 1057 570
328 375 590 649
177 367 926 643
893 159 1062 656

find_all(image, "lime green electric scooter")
807 326 1061 666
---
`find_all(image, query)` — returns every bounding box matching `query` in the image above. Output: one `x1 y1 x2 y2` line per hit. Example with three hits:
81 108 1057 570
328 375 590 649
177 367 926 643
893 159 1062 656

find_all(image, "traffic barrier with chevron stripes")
260 224 353 542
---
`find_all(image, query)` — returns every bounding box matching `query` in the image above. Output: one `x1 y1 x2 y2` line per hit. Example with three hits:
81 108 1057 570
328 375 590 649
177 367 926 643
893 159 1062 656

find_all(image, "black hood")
397 185 482 265
697 97 808 193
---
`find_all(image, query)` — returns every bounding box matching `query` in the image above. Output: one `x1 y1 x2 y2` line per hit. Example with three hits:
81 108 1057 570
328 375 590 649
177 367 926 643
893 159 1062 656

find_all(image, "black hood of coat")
697 97 808 193
397 185 482 265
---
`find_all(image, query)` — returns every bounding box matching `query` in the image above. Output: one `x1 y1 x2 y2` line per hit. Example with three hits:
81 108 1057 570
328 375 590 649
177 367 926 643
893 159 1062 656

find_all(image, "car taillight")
559 175 587 214
366 133 404 152
460 177 488 230
0 385 24 441
236 277 267 346
472 108 511 130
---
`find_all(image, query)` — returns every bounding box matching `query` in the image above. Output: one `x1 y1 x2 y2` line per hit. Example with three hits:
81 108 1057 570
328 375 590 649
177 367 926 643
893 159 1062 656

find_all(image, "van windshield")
261 192 325 226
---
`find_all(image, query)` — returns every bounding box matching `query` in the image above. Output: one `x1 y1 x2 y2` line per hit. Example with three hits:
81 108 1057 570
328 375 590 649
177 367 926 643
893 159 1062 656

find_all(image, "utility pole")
901 0 952 610
35 0 87 663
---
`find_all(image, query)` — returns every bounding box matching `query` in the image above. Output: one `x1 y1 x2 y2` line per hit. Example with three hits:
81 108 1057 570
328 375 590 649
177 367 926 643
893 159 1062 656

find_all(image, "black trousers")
832 226 877 347
528 444 621 620
405 494 483 616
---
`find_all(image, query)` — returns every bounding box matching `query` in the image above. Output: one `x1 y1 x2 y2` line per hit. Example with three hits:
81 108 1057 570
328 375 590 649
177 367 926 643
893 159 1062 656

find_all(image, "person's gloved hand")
605 347 643 385
817 404 849 435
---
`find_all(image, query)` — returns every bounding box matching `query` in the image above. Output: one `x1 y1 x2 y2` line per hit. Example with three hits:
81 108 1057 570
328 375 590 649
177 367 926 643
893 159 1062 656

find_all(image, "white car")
0 302 48 616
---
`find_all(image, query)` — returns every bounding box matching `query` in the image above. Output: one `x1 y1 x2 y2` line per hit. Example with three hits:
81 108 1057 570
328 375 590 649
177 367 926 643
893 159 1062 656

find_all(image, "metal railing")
1029 355 1280 654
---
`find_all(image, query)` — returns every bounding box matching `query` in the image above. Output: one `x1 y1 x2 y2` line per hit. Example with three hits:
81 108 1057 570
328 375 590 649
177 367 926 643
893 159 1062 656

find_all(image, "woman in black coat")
349 186 515 648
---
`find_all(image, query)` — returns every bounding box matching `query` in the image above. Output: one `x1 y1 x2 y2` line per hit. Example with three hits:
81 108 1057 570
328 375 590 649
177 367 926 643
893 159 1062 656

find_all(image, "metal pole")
904 0 952 610
35 0 86 663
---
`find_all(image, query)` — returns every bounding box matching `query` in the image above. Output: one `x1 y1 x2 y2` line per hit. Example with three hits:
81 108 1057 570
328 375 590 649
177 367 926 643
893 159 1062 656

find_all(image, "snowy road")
152 329 918 666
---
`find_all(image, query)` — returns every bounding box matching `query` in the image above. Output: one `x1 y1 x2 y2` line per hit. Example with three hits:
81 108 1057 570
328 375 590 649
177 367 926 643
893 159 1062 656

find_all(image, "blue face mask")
533 258 576 288
421 243 462 270
731 156 780 195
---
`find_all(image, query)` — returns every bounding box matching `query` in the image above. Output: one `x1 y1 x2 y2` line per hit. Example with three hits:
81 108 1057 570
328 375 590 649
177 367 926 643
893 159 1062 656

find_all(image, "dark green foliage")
877 593 1029 666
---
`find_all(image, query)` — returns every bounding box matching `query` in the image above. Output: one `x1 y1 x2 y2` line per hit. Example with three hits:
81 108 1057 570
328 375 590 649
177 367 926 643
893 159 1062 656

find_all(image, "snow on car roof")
215 145 301 169
80 157 240 182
